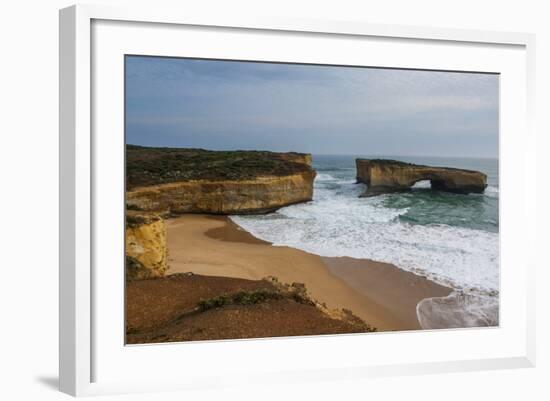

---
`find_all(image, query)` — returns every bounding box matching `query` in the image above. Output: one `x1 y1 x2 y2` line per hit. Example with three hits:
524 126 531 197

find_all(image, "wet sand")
166 214 452 331
323 257 451 329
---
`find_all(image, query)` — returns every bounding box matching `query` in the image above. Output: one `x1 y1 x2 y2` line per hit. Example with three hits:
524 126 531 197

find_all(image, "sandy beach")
166 214 452 331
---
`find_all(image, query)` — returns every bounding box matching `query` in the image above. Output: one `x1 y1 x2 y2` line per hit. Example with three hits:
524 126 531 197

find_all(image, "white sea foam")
417 292 499 329
485 185 500 198
231 176 499 293
411 180 432 189
315 173 337 181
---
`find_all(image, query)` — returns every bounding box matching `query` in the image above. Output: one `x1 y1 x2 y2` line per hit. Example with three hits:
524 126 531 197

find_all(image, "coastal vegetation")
126 144 313 189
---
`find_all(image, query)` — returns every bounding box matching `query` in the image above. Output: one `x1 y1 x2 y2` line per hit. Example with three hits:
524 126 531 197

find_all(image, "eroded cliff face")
125 146 316 280
356 159 487 197
127 171 316 215
126 211 167 280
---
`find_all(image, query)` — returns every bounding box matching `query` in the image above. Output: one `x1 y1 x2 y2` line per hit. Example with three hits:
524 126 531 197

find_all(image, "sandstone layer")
125 211 167 280
127 172 315 215
356 159 487 197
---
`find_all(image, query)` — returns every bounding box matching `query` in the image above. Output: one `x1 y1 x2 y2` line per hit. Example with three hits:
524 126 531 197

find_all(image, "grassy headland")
126 144 313 190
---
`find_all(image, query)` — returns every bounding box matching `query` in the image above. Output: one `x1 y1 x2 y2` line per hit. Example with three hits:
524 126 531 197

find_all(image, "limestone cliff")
127 171 315 215
126 211 167 280
356 159 487 197
125 146 316 279
126 145 316 215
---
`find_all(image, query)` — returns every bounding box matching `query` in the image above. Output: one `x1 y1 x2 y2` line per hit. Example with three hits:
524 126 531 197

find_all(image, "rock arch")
355 159 487 197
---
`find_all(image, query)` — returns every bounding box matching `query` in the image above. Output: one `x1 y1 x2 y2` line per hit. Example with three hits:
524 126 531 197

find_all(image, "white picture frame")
59 4 536 397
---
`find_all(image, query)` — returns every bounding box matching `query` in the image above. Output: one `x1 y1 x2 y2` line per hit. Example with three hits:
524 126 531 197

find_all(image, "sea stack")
355 159 487 197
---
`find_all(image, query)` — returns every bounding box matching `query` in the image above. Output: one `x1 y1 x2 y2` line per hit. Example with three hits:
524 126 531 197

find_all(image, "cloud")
125 56 499 157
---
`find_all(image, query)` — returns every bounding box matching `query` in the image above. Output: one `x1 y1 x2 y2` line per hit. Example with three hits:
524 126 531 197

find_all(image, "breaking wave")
417 292 499 329
232 175 499 293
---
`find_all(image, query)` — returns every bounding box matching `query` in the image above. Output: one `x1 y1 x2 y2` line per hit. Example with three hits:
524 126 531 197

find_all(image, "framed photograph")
59 4 536 396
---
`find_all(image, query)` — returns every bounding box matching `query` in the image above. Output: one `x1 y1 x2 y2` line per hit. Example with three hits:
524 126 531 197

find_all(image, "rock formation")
126 145 316 215
356 159 487 197
127 172 315 215
125 145 316 278
126 211 167 280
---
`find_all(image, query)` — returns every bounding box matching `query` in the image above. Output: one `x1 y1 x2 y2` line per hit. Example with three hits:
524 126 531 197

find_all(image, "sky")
125 56 499 158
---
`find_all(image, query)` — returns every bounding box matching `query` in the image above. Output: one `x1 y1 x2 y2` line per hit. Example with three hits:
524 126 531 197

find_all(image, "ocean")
231 155 499 329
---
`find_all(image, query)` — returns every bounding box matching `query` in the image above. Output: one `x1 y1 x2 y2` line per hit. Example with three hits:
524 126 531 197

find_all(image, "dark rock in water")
355 159 487 197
